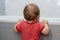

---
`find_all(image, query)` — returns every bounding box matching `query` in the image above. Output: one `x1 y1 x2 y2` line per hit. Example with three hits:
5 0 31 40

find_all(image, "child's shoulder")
37 21 42 24
37 21 44 26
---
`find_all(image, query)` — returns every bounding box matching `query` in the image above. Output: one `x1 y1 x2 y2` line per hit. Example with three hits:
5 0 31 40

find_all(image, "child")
14 3 49 40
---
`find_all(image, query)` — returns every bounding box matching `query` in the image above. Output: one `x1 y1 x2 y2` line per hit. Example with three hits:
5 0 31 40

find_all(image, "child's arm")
14 19 24 32
41 20 49 35
14 23 19 32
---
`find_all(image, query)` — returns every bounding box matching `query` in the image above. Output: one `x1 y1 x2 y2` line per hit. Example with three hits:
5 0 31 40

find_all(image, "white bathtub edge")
0 16 60 25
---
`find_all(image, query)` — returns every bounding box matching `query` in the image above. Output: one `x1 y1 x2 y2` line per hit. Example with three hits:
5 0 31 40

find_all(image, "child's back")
14 3 49 40
16 21 44 40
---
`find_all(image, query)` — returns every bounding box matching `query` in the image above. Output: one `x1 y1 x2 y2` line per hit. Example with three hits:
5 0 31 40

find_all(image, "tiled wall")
0 0 5 15
5 0 60 17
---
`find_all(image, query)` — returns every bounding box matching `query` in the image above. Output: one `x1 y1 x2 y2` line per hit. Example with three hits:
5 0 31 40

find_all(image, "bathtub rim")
0 16 60 25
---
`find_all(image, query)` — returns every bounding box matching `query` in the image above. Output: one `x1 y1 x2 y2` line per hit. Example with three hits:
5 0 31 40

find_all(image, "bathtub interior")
0 16 60 40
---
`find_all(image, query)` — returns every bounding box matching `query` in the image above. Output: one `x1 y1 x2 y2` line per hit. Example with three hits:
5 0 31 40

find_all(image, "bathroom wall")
5 0 60 17
0 0 5 15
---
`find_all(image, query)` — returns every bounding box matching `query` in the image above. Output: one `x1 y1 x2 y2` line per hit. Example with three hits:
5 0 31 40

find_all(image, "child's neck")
27 21 34 23
26 20 39 23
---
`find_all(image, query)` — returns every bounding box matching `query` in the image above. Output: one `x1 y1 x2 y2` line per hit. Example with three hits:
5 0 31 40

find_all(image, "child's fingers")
18 19 24 22
42 20 48 24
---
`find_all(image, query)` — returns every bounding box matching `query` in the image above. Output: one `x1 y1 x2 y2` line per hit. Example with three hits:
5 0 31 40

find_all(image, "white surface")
5 0 60 17
57 0 60 6
0 16 60 25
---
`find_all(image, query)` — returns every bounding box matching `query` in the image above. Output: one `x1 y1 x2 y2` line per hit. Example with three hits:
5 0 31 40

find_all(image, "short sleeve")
16 22 22 32
39 23 45 32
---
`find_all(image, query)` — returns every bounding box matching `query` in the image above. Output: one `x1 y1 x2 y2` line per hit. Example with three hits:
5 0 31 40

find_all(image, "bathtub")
0 16 60 25
0 16 60 40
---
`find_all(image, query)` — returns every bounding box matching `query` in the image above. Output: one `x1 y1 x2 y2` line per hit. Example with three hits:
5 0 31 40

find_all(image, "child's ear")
37 16 39 21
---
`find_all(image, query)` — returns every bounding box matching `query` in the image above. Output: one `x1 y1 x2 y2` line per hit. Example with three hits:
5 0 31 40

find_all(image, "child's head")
23 3 40 21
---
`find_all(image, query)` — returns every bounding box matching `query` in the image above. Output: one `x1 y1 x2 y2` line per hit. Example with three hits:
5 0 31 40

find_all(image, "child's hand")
18 19 24 22
41 20 49 35
16 19 24 25
42 20 48 25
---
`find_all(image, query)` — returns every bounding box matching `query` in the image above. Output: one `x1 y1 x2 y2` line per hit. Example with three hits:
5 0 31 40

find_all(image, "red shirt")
16 21 45 40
